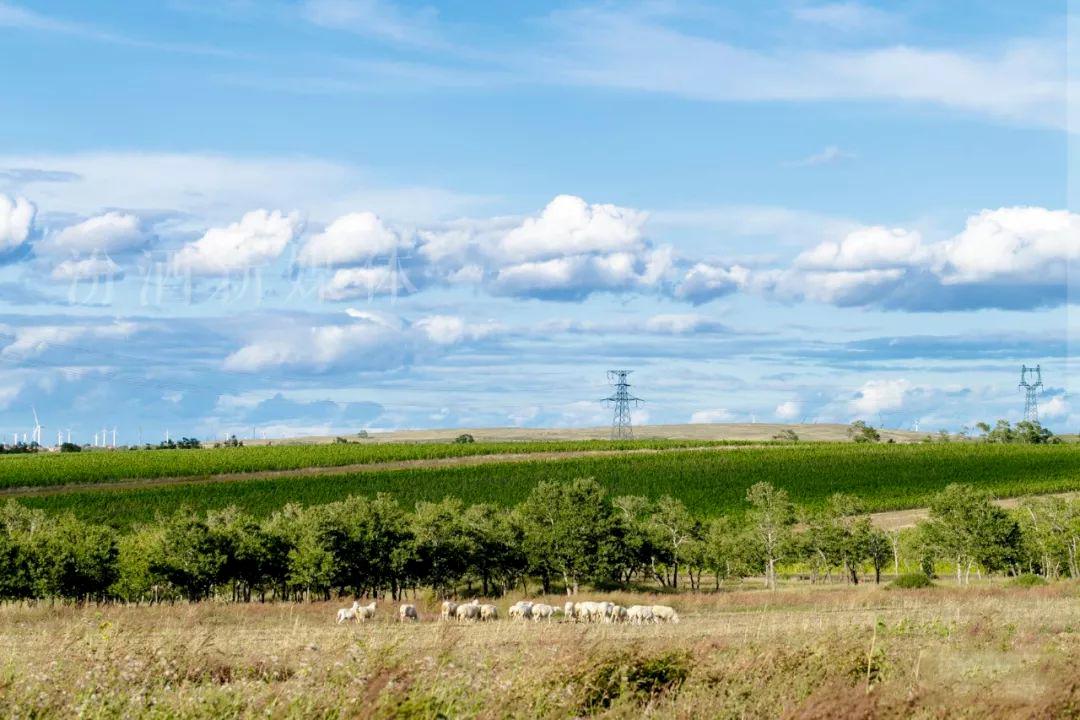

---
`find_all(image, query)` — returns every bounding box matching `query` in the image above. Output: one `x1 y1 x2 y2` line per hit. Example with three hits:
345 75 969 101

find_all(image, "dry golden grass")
246 422 924 446
1 583 1078 719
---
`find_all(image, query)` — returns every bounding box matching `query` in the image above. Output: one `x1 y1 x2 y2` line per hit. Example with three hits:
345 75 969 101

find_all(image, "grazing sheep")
564 601 575 621
508 601 533 621
398 604 418 622
626 605 654 625
336 600 360 624
576 601 605 623
455 600 481 622
531 603 556 622
651 605 679 624
357 601 377 622
610 605 628 623
479 603 499 621
440 600 459 621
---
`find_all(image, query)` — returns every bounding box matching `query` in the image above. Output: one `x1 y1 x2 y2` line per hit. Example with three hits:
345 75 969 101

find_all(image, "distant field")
17 443 1080 528
0 438 732 490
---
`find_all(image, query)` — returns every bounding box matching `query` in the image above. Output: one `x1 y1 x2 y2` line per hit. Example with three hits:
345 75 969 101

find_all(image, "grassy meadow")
12 442 1080 528
1 582 1077 718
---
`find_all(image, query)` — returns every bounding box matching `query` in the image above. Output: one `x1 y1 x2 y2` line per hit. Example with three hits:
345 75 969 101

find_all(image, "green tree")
648 495 699 589
918 484 1020 585
847 420 880 443
518 478 626 594
150 509 226 600
745 482 796 590
411 498 471 596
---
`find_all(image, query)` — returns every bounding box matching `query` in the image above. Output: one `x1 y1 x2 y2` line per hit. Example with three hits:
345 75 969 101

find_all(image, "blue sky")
0 0 1075 443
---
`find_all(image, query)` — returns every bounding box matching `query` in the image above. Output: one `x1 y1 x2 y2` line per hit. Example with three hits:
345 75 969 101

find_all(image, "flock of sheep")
335 598 680 625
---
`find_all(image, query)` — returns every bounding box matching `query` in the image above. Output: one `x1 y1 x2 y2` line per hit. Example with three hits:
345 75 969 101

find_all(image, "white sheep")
530 603 556 622
508 601 533 621
626 605 654 625
336 600 360 624
610 605 628 623
479 603 499 621
651 605 679 624
455 600 481 622
576 601 605 623
564 601 575 621
398 604 418 622
440 600 459 621
356 601 377 622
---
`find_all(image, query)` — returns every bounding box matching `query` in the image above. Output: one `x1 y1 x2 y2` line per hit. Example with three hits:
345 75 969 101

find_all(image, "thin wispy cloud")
785 145 855 167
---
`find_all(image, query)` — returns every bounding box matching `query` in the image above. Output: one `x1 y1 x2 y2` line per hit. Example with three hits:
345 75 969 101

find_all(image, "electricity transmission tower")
1019 364 1043 423
603 370 643 440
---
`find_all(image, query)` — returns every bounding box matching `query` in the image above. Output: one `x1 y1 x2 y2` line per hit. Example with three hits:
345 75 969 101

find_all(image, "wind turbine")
31 407 43 446
66 428 72 444
111 427 117 448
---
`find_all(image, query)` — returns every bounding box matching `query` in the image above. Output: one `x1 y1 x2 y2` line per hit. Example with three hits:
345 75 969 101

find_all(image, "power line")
602 370 643 440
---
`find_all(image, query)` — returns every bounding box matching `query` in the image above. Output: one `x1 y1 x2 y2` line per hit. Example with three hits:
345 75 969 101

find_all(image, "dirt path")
0 443 766 498
868 491 1080 530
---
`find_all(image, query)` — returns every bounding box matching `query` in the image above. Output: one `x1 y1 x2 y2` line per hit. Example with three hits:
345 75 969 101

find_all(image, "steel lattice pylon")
603 370 643 440
1019 364 1043 423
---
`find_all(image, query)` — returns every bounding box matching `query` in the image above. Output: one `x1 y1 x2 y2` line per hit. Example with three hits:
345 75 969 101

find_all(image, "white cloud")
50 255 123 281
498 195 647 263
301 0 442 48
775 401 801 420
1 322 138 358
222 311 490 373
0 152 485 227
786 145 854 167
297 211 409 267
223 320 405 372
172 209 301 275
320 265 416 300
796 226 928 271
849 379 911 416
643 313 726 335
690 408 735 424
792 2 896 32
1040 395 1068 420
934 207 1079 284
413 315 499 345
0 194 34 251
546 8 1066 128
40 211 146 255
675 263 750 303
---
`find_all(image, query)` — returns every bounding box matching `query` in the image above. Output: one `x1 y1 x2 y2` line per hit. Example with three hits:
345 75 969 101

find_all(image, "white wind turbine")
31 407 43 446
111 427 117 448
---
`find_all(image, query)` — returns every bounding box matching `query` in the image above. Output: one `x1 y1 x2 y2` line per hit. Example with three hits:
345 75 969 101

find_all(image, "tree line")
0 479 1076 603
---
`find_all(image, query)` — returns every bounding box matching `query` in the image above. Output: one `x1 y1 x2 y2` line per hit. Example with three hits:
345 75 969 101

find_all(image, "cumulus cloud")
497 195 647 263
50 255 123 281
171 210 302 275
1040 395 1068 420
849 379 911 416
675 263 750 304
0 194 35 251
39 211 146 255
222 311 492 372
297 211 409 267
723 207 1078 311
934 207 1078 284
775 400 801 420
320 265 417 301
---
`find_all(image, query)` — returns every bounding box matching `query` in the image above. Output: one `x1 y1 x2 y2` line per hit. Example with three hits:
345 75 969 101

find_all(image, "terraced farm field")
14 442 1080 528
0 438 730 490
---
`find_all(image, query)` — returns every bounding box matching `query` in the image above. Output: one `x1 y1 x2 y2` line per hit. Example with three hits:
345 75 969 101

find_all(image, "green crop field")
14 442 1080 528
0 438 731 490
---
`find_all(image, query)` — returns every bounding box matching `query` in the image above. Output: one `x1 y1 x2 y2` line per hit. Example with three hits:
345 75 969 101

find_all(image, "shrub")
1009 573 1048 588
454 434 475 444
575 648 692 713
888 573 935 590
772 429 799 442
